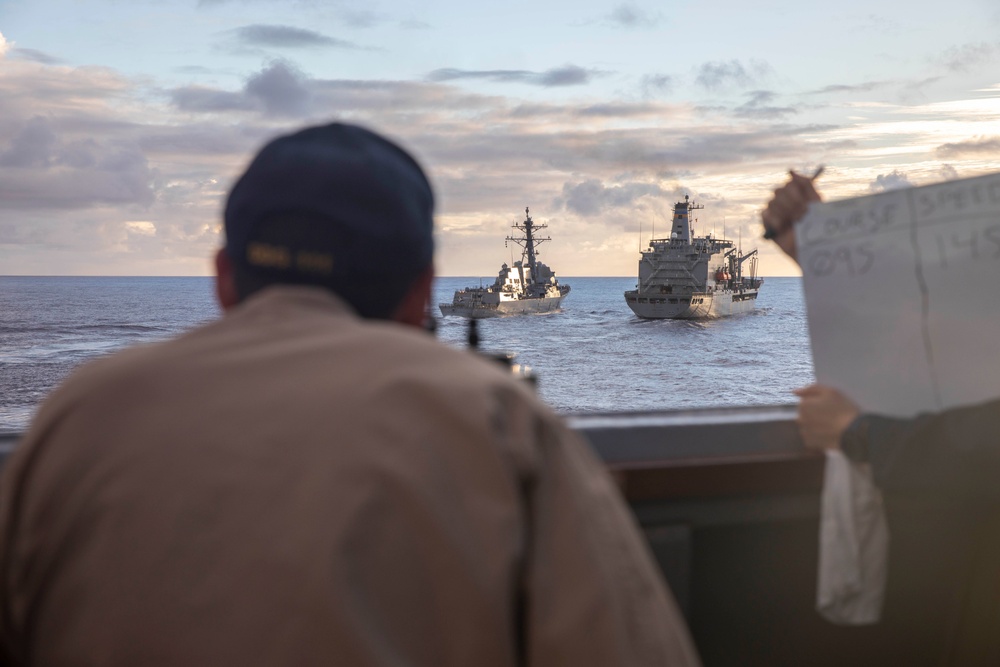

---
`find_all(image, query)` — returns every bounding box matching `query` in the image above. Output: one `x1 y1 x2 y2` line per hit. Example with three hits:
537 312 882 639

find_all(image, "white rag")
816 450 889 625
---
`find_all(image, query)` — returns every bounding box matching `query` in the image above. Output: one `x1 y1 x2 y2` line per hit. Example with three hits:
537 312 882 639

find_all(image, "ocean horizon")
1 275 813 433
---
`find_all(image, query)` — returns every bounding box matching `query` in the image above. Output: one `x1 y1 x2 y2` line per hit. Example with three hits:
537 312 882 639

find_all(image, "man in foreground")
0 123 699 666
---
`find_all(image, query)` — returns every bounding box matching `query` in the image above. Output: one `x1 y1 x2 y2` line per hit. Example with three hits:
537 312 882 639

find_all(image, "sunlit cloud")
125 221 157 235
0 58 243 274
2 36 1000 277
2 0 1000 281
869 170 912 192
936 136 1000 157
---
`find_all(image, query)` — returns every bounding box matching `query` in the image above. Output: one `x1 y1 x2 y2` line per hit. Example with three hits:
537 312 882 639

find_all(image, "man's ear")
392 265 435 328
214 248 241 312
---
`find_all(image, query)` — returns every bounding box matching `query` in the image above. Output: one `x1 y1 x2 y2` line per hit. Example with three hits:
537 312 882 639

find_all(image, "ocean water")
0 276 813 432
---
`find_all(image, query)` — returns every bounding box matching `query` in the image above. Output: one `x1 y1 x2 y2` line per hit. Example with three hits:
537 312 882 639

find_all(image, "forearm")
842 399 1000 499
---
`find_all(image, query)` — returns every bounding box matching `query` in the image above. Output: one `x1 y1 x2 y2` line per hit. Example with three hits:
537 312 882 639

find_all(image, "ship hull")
439 294 567 319
624 289 759 319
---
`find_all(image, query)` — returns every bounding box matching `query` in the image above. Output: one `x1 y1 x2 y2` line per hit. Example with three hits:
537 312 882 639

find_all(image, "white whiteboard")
797 172 1000 417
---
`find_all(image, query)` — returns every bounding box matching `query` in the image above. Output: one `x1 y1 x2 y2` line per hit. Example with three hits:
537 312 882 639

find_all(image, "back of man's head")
223 123 435 319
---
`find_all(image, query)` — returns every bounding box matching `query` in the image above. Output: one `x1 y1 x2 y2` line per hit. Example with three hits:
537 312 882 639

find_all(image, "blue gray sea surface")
0 276 814 432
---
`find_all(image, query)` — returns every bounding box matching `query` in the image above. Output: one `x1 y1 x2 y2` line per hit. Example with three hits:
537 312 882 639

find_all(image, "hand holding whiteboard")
797 172 1000 417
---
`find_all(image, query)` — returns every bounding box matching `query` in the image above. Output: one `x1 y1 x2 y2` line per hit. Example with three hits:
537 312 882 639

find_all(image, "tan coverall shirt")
0 286 699 666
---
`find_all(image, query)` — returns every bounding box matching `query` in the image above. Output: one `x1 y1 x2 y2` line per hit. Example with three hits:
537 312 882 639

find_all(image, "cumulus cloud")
0 57 244 272
936 136 1000 158
557 179 668 216
695 59 772 92
0 117 155 210
232 24 361 49
938 164 960 180
605 4 663 28
427 65 597 88
869 170 912 193
423 121 824 185
4 33 996 277
246 61 311 115
171 61 310 117
0 54 825 226
0 31 10 57
0 117 57 168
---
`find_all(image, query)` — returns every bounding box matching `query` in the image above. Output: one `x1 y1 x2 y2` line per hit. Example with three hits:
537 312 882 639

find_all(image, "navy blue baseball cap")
224 123 435 290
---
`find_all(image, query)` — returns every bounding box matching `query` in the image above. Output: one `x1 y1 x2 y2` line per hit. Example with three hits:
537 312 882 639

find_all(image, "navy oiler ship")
440 208 570 318
624 196 763 319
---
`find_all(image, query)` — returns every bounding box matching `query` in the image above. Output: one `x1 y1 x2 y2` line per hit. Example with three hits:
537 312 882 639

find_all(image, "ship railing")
563 405 985 665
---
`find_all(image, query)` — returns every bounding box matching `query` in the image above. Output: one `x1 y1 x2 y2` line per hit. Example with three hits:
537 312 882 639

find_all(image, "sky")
1 0 999 277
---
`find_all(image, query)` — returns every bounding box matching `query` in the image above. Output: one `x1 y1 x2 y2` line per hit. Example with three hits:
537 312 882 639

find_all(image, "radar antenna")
505 207 552 284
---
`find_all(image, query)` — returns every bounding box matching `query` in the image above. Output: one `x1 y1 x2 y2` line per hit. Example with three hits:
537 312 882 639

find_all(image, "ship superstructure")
440 208 571 318
624 196 763 319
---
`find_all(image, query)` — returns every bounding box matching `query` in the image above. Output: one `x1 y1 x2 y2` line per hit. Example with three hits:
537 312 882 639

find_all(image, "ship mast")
671 195 703 243
506 207 551 284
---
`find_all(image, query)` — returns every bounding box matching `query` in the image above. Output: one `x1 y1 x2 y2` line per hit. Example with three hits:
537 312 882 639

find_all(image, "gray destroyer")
440 208 570 318
624 196 763 319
